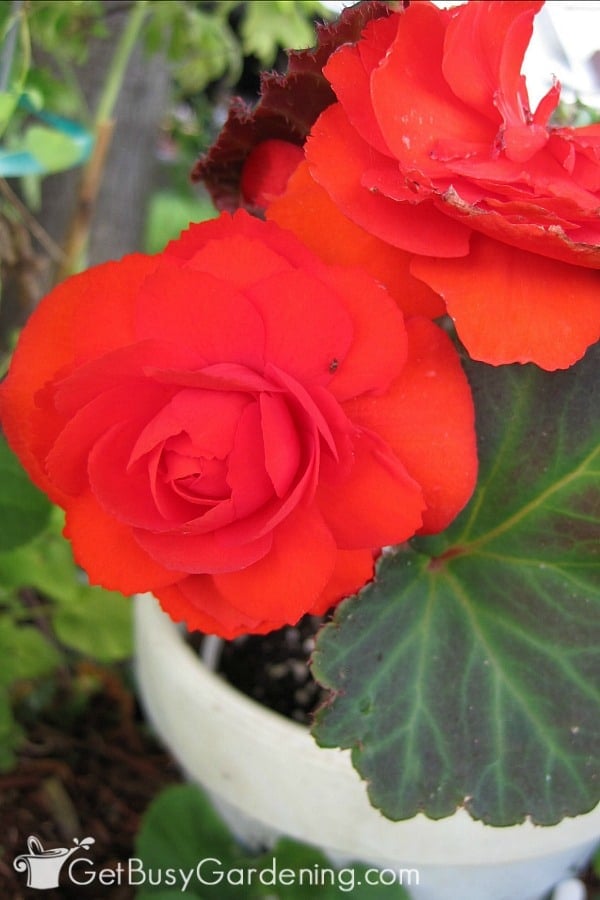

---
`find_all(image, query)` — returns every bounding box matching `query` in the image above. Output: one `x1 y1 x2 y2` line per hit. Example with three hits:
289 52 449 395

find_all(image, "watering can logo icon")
13 835 95 889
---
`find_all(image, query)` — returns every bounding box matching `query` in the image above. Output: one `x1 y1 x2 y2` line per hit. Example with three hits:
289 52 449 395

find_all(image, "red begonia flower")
303 0 600 369
0 211 477 638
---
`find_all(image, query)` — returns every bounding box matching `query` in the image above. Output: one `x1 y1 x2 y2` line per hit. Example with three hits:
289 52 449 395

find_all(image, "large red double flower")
0 212 476 638
272 0 600 370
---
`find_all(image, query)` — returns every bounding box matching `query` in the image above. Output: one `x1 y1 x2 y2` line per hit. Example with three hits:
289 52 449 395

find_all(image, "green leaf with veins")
311 343 599 826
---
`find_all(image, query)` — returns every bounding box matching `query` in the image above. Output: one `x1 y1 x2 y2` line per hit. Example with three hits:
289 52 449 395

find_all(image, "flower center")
161 447 230 504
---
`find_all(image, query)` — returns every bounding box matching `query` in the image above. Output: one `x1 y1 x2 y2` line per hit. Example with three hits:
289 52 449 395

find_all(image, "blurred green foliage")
143 188 216 254
0 0 331 190
0 463 134 768
145 0 331 93
0 0 331 129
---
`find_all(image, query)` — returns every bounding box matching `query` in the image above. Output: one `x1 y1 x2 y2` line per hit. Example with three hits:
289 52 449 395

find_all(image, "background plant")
136 783 411 899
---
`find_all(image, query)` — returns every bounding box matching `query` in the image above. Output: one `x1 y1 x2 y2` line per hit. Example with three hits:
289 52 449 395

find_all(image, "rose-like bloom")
0 212 476 638
297 0 600 370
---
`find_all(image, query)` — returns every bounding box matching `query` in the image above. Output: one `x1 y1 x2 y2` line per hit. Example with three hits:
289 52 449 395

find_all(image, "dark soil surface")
0 616 326 900
0 662 180 900
216 616 328 724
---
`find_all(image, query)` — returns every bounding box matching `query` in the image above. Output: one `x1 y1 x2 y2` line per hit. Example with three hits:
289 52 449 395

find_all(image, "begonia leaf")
192 1 390 211
311 343 599 826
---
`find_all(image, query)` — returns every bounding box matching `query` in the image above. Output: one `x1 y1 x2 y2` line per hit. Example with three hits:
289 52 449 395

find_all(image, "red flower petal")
69 255 158 358
412 234 600 370
213 504 337 623
49 341 195 413
45 381 170 496
153 577 264 638
130 387 249 466
324 15 399 157
267 162 445 318
244 268 353 387
314 264 408 401
134 519 274 575
442 0 544 121
179 232 294 287
309 547 375 616
306 103 471 257
134 261 265 368
64 491 184 593
167 209 325 273
438 189 600 268
240 139 304 207
344 317 477 534
370 2 495 176
86 391 250 535
260 392 302 497
317 430 425 549
226 401 276 518
0 255 157 499
88 420 179 531
213 399 320 550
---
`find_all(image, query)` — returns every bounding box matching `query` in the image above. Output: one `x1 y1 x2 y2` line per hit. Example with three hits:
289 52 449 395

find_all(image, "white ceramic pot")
134 594 600 900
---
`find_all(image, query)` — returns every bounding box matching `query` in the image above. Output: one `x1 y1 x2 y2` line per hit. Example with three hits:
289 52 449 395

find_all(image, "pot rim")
134 593 600 867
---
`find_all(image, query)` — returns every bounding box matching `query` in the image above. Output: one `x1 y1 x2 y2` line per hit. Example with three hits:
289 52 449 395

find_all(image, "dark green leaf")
312 344 599 826
0 437 53 551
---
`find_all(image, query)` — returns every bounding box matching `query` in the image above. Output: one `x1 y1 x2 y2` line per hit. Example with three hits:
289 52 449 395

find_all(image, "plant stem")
0 178 65 263
94 0 149 128
56 0 149 282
